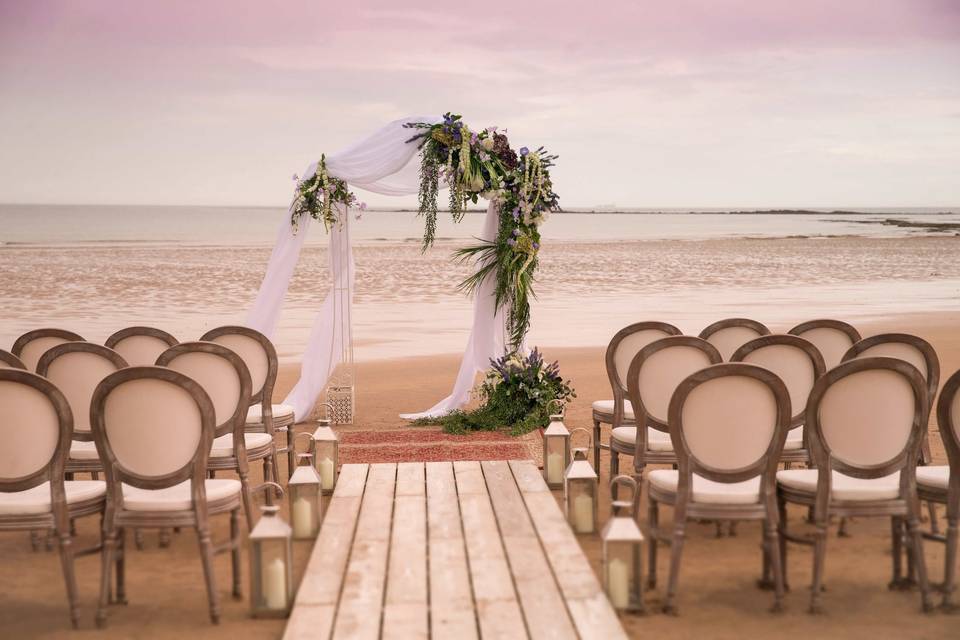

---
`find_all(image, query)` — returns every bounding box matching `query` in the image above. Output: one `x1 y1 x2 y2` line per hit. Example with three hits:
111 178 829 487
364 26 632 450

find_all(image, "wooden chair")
12 328 85 372
592 322 682 470
620 336 722 486
776 357 933 613
36 343 128 478
732 335 826 465
0 369 107 628
698 318 770 361
915 368 960 610
105 326 178 366
0 349 26 369
90 366 243 626
157 341 272 531
647 363 791 614
788 319 861 370
200 326 289 481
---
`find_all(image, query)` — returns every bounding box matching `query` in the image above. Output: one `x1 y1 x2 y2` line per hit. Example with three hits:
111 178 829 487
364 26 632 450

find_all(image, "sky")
1 0 959 209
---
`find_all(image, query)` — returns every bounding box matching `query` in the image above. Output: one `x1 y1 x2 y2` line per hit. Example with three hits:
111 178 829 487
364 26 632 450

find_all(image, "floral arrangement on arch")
405 113 560 348
290 154 366 232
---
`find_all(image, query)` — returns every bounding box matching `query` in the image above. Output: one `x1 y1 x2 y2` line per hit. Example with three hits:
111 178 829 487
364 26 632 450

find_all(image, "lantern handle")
609 475 639 516
318 402 335 421
569 427 592 452
545 398 565 416
294 431 316 458
252 481 284 502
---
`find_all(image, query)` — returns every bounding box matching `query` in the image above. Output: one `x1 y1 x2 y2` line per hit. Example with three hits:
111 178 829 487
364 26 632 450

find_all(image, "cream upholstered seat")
0 368 106 628
11 328 85 372
647 363 792 614
915 466 949 491
648 471 761 505
776 357 934 614
593 322 681 469
784 427 804 450
777 469 901 501
611 426 672 451
121 479 241 512
246 403 295 425
69 440 99 460
90 366 244 626
210 432 273 458
0 480 106 515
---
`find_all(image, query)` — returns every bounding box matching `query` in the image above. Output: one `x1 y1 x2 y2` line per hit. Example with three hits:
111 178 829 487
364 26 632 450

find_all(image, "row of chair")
0 325 297 628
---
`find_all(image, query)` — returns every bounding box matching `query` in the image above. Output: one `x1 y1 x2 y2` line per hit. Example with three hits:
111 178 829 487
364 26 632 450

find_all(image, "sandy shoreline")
4 311 956 638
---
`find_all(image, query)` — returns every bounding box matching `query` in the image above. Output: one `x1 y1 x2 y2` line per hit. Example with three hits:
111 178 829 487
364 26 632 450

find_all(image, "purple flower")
471 133 479 145
512 228 520 236
292 173 299 181
507 238 516 247
519 147 529 156
360 202 368 211
533 242 540 249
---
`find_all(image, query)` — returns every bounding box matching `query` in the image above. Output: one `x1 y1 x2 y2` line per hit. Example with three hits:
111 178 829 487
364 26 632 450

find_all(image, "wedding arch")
245 113 560 421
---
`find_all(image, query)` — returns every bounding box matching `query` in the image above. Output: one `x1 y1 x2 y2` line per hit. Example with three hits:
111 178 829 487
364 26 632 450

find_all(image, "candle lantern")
542 413 571 489
312 415 339 495
289 433 323 540
601 475 645 613
564 428 598 534
249 482 294 618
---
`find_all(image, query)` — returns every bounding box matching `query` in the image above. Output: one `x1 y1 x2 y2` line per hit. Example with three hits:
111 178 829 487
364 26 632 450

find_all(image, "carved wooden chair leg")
889 516 904 590
286 424 297 482
231 508 242 600
778 495 790 592
663 518 687 615
943 511 958 610
134 529 145 550
56 522 81 628
159 528 172 548
907 498 935 612
592 419 602 471
927 501 940 535
809 522 828 614
115 527 127 605
30 530 41 551
610 451 620 499
96 528 118 628
767 518 786 613
647 496 658 589
197 526 221 624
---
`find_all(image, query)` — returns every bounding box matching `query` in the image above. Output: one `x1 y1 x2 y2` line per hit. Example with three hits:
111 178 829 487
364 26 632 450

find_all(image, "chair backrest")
699 318 770 361
731 335 825 429
36 343 128 439
12 329 85 372
105 327 178 367
789 319 861 370
842 333 939 413
669 363 790 488
807 357 926 482
626 336 723 433
0 369 72 494
156 342 251 440
199 326 276 409
0 349 26 370
91 367 215 493
605 322 683 397
937 369 960 475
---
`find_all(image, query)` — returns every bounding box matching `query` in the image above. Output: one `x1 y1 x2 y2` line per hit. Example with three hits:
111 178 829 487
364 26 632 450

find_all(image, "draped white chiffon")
245 115 509 421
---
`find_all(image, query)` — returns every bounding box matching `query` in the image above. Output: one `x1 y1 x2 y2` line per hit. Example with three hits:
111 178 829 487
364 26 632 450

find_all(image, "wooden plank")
332 463 397 639
284 604 335 640
426 462 478 639
334 463 370 496
509 461 628 640
382 603 428 640
481 460 577 640
384 464 428 638
395 461 426 496
454 461 528 638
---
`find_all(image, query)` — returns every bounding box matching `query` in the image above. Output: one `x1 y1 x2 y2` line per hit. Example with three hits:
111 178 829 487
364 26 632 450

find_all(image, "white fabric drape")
399 200 508 420
249 114 523 422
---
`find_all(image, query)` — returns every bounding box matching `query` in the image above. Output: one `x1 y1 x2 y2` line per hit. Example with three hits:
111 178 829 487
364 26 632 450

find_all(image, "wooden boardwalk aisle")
283 460 627 640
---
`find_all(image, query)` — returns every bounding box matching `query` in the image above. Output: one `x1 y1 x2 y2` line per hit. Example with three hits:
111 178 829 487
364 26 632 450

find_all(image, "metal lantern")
288 431 323 540
542 413 571 489
311 415 339 495
601 476 645 613
564 428 599 534
250 482 294 618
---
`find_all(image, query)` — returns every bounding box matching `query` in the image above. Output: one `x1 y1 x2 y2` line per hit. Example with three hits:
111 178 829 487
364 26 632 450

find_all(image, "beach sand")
2 312 958 639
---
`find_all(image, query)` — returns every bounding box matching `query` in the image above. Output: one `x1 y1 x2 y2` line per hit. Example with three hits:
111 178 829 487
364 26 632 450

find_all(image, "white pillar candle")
319 456 335 490
573 492 594 533
546 451 563 484
263 556 287 610
607 557 630 609
292 496 315 538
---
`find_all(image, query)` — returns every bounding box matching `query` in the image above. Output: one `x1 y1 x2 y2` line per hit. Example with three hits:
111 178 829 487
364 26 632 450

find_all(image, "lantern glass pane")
605 540 636 609
254 539 289 611
316 441 337 490
569 480 595 534
545 435 566 485
291 484 321 539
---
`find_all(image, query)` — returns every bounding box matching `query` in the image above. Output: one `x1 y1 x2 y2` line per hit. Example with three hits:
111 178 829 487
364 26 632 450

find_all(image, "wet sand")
2 313 958 639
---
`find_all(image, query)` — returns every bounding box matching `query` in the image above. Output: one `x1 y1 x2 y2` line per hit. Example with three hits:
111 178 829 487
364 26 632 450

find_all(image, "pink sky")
1 0 958 207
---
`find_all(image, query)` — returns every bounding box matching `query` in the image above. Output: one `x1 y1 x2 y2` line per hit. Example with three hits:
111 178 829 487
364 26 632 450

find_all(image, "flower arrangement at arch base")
412 348 576 436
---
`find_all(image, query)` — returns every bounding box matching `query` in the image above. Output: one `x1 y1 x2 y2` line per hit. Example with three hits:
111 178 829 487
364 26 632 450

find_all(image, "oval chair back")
732 335 825 432
0 349 26 370
789 319 861 370
699 318 770 361
199 326 276 414
156 342 251 441
843 333 939 464
37 343 128 443
12 328 85 372
606 322 683 396
939 370 960 471
626 336 723 437
106 327 178 367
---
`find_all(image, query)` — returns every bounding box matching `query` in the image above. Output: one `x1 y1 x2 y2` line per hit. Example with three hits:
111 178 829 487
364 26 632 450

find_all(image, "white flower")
481 137 495 151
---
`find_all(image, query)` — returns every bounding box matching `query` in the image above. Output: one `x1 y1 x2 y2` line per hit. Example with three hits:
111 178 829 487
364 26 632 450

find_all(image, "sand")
2 312 958 639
